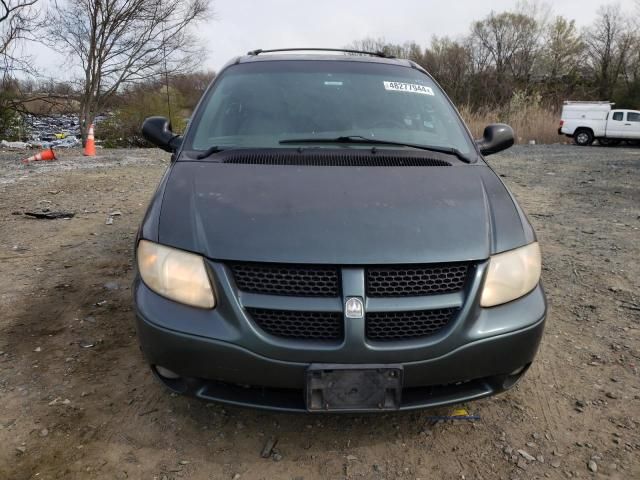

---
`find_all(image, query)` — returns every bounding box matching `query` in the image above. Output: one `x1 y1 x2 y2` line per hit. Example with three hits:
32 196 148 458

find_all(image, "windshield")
186 60 474 155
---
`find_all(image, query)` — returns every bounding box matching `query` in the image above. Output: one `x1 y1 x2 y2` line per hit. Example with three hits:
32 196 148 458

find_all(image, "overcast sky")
30 0 638 79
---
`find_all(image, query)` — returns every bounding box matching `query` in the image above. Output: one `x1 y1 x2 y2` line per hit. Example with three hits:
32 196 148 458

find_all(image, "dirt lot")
0 145 638 480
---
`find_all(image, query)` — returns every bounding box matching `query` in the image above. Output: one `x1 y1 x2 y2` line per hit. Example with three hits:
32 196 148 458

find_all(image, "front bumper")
133 258 547 411
137 311 544 411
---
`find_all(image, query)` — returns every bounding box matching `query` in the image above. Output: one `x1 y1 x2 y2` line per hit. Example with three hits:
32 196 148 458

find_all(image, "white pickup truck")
558 101 640 146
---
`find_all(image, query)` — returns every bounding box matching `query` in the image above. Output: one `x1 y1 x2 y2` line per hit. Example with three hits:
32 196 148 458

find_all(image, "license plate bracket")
306 364 403 412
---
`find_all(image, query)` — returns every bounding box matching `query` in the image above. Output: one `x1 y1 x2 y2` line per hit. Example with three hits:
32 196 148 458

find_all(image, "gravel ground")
0 145 638 479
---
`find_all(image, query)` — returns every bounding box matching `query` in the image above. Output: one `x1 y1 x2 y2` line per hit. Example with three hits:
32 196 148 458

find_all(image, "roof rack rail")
563 100 614 105
246 48 395 59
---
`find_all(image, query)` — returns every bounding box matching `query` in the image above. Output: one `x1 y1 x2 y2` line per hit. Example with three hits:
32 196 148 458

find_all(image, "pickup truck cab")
559 101 640 146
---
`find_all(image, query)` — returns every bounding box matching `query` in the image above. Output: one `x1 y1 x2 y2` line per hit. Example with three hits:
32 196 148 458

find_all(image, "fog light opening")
502 363 531 390
155 365 181 379
152 365 189 394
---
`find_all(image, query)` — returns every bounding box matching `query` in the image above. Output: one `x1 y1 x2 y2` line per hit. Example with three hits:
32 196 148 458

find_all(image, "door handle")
625 123 631 126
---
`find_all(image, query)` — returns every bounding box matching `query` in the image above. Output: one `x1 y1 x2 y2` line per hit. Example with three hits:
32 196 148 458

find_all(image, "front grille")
366 308 458 341
230 263 339 297
233 262 469 344
222 151 451 167
247 308 343 341
366 263 469 297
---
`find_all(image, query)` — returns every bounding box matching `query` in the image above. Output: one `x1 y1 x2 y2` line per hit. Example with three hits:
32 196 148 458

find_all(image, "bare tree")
1 0 39 79
583 4 633 99
1 1 40 138
536 16 585 103
617 1 640 104
423 36 472 105
471 11 544 99
542 16 583 80
46 0 211 142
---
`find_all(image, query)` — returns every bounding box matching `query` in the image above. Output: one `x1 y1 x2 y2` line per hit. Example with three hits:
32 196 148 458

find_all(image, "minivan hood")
157 161 532 264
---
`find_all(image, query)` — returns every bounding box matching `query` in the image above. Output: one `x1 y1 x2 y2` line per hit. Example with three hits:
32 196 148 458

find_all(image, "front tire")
575 129 594 146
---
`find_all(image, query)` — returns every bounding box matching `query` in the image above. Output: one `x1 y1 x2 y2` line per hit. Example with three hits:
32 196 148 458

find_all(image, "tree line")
350 2 640 110
2 1 640 143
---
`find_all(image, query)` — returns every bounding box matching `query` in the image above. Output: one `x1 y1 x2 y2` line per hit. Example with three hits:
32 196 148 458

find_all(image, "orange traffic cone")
84 124 96 156
22 148 57 164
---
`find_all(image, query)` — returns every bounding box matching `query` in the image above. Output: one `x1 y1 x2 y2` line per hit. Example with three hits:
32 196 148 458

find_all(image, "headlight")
137 240 215 309
480 242 541 307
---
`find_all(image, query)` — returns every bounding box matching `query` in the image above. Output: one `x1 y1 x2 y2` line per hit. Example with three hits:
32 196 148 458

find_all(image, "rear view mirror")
476 124 514 156
142 116 182 152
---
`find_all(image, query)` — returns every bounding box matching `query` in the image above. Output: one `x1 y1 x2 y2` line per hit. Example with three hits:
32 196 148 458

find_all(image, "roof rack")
563 100 614 105
246 48 395 59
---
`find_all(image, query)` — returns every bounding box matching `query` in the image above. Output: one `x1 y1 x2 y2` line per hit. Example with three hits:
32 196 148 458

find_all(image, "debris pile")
1 140 31 149
0 113 108 150
26 113 81 143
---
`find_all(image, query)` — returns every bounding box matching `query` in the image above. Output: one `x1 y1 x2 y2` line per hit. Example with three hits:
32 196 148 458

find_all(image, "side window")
612 112 624 121
627 112 640 122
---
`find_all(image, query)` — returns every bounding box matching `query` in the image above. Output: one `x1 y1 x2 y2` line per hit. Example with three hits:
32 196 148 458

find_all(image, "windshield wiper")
279 136 471 162
196 145 229 159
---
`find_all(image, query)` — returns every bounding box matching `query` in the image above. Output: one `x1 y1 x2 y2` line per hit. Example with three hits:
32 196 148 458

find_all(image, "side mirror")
476 124 514 156
142 116 182 152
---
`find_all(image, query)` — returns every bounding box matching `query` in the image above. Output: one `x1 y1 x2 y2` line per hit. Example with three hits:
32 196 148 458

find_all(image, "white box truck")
558 101 640 146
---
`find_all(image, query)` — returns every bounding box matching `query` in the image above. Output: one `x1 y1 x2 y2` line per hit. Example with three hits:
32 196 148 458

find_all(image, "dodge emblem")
345 297 364 319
